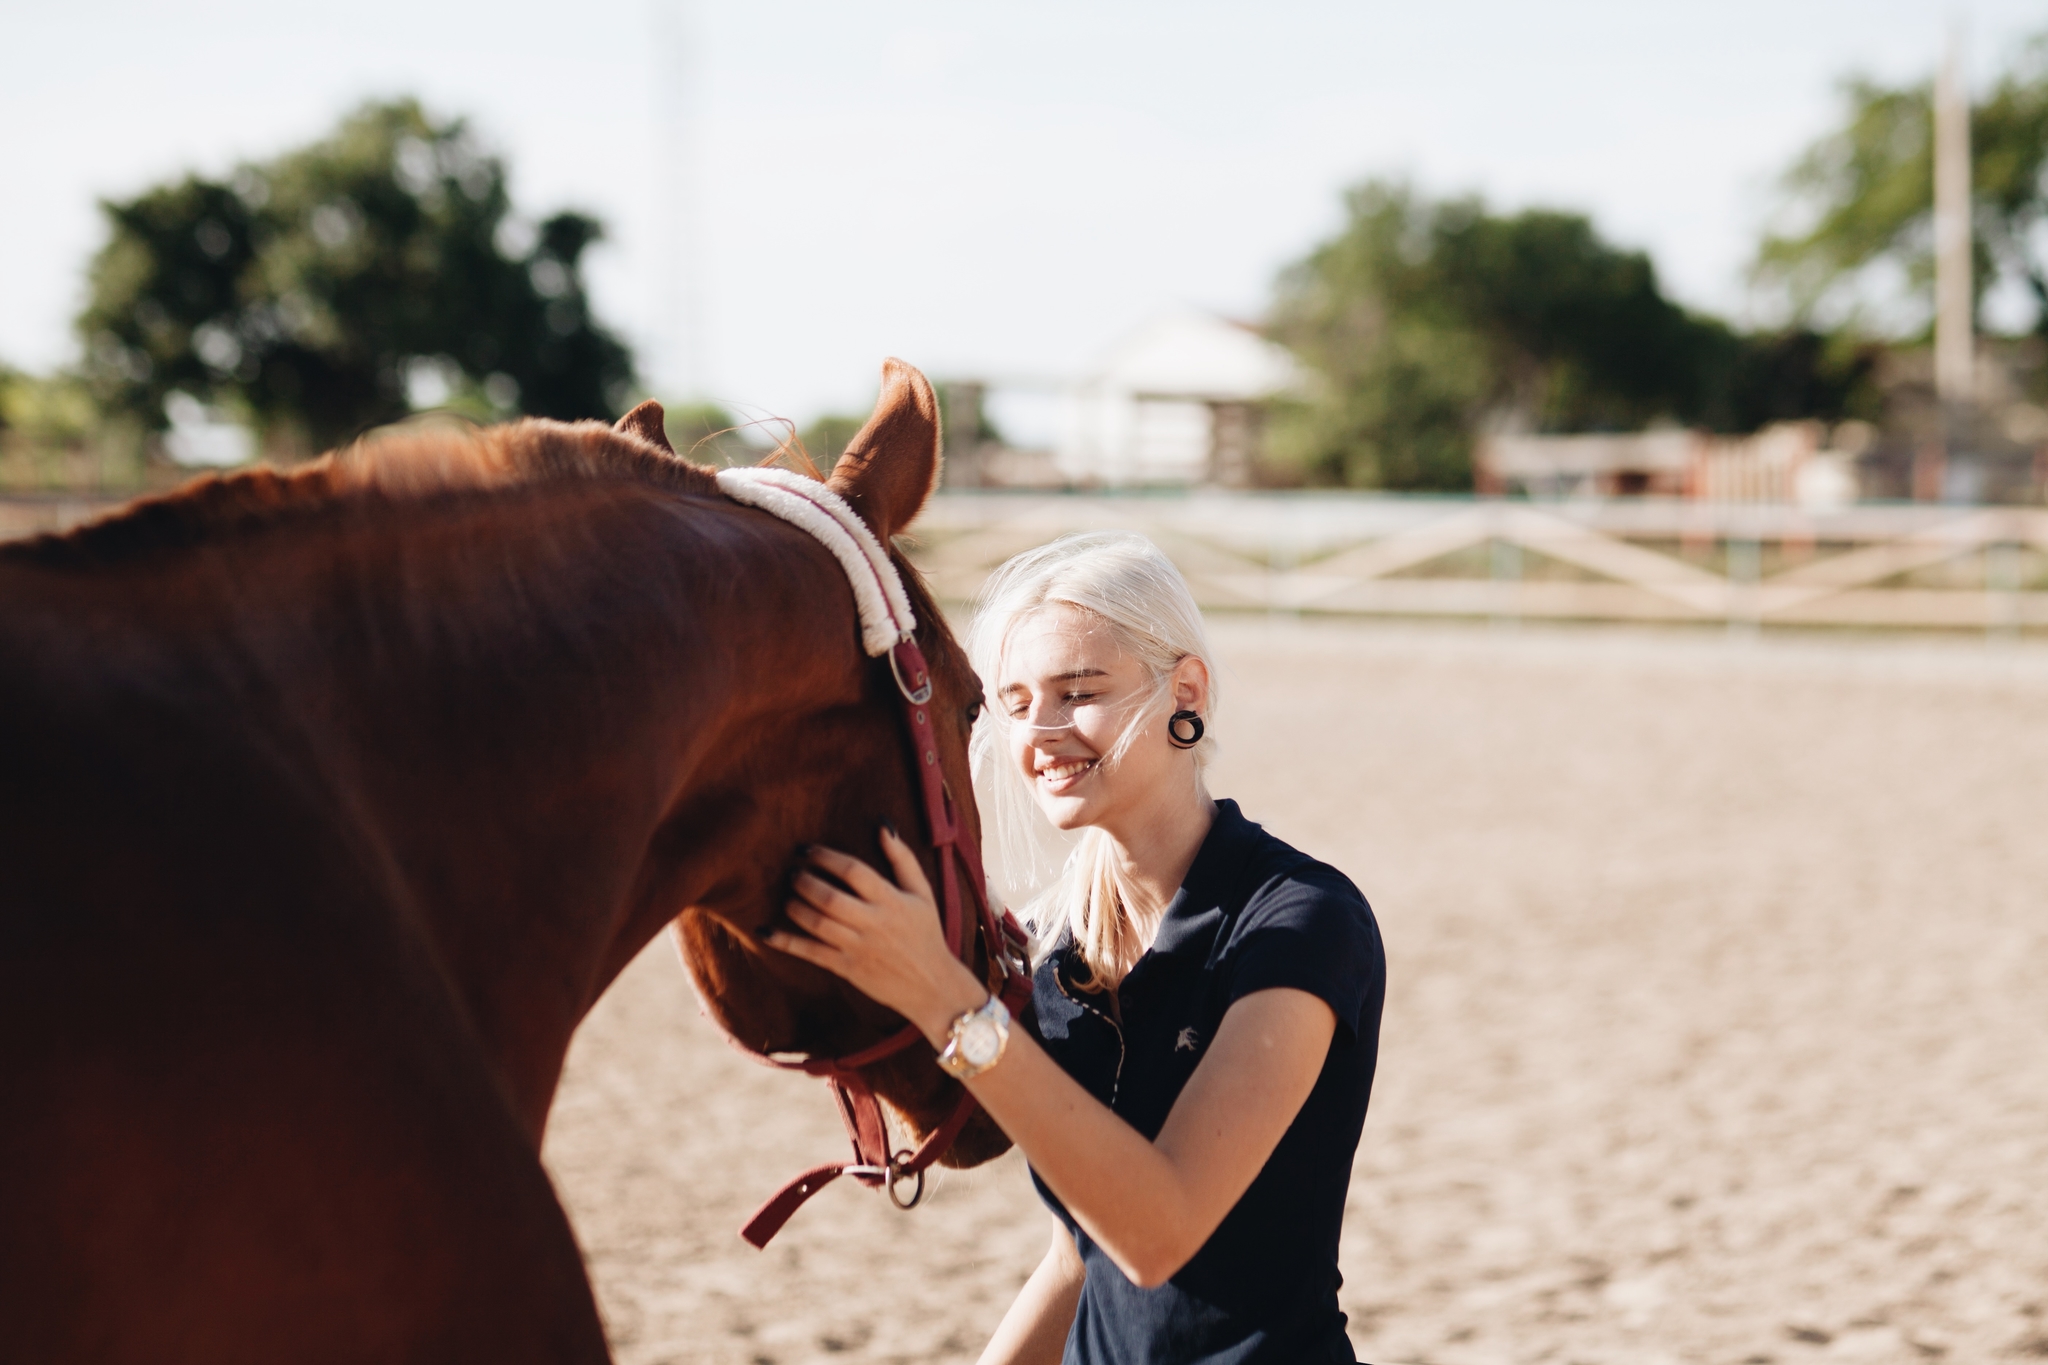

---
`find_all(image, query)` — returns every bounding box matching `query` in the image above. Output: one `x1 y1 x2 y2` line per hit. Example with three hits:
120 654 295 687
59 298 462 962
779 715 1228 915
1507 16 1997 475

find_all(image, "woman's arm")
979 1227 1084 1365
770 833 1337 1288
951 985 1331 1286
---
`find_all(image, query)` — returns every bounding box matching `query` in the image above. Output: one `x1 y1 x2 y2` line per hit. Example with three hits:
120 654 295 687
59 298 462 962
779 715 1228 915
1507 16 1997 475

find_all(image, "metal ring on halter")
1167 710 1204 749
886 1152 927 1210
887 634 934 704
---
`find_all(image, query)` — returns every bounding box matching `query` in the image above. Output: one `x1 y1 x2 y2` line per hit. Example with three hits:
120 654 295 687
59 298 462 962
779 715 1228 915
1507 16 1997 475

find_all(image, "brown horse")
0 361 1008 1362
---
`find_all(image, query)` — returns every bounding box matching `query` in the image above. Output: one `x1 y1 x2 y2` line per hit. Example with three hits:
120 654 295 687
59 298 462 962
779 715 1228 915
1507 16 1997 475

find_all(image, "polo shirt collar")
1145 798 1258 961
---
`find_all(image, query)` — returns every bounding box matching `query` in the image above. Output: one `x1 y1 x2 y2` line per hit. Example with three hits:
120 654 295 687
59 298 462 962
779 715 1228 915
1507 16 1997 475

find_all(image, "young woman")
765 532 1385 1364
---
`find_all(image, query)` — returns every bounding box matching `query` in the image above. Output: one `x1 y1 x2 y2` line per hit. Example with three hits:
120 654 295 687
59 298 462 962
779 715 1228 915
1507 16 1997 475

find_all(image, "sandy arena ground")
542 619 2048 1365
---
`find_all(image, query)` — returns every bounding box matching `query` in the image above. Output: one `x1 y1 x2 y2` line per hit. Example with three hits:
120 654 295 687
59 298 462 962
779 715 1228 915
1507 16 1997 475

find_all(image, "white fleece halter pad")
713 466 917 658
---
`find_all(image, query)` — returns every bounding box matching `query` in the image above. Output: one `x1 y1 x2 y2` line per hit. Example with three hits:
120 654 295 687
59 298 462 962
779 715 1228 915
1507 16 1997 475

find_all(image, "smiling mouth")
1038 759 1097 790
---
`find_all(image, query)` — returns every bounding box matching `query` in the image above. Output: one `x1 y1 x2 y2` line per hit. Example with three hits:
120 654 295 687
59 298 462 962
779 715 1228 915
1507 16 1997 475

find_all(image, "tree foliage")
1756 34 2048 336
0 366 99 448
660 400 771 467
1267 182 1875 490
798 413 867 469
79 99 634 454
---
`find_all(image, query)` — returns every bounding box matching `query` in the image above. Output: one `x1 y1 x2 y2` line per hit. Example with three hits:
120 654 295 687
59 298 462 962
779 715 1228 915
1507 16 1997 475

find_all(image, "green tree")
1269 183 1735 489
660 400 771 467
0 366 98 449
79 99 634 454
0 360 160 493
798 412 867 467
1755 34 2048 337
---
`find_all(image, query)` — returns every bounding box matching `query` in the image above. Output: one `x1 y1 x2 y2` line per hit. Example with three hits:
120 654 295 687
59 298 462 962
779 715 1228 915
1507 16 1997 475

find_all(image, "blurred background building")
1050 309 1300 488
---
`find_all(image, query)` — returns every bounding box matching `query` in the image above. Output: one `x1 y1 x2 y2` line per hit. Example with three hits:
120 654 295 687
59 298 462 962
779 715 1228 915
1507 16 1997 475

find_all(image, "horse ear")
826 358 941 543
614 400 675 455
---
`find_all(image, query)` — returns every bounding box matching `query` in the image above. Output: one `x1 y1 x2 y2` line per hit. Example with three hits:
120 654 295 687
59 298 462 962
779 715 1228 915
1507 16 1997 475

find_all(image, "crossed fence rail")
6 491 2044 634
910 493 2048 634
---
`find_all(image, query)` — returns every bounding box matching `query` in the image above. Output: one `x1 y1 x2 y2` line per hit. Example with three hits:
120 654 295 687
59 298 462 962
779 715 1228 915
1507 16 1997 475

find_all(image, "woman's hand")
763 827 988 1044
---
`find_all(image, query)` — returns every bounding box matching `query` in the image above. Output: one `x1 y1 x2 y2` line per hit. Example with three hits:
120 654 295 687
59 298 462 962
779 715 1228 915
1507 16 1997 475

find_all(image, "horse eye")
966 700 983 725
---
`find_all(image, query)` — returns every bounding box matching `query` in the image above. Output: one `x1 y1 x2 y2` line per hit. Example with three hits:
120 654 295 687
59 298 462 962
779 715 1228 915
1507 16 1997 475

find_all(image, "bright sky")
5 1 2042 435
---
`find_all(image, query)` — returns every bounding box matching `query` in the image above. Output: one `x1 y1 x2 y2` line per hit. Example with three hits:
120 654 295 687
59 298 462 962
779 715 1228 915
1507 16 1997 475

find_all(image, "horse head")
656 360 1017 1170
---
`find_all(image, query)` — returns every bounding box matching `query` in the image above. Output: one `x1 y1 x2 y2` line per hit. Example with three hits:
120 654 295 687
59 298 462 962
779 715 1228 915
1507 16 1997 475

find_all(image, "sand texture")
542 621 2048 1365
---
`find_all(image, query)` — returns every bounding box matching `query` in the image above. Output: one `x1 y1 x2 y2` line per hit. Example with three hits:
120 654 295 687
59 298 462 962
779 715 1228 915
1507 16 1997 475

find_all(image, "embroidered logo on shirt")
1174 1027 1201 1053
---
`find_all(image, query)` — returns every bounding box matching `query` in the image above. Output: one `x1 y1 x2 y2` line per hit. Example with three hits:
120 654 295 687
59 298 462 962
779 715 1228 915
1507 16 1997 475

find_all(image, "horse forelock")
3 417 720 570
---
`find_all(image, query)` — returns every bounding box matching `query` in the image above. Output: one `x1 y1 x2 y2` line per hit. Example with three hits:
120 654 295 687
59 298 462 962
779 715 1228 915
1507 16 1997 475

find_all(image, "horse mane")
0 410 959 691
2 417 722 570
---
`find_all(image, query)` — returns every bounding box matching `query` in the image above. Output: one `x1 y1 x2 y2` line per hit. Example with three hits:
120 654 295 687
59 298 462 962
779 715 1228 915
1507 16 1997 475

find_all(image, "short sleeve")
1224 867 1384 1041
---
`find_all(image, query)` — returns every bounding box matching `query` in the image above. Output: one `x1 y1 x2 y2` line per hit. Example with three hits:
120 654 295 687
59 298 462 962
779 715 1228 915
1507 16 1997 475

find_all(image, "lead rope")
710 469 1033 1249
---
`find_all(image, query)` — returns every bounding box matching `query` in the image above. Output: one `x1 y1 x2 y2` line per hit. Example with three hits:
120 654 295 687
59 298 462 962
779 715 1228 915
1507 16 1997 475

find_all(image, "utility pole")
1924 27 1972 501
652 0 704 400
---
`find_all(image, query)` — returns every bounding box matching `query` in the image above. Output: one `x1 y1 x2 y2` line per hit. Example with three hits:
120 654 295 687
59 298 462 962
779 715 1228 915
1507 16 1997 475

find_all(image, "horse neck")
221 480 860 1141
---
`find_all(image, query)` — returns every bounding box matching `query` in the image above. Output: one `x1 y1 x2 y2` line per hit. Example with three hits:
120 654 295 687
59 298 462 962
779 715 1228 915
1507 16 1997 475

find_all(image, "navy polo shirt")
1028 799 1386 1365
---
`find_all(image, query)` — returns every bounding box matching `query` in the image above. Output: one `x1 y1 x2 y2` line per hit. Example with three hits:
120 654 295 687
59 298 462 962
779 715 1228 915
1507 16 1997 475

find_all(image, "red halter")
734 635 1035 1248
707 469 1032 1249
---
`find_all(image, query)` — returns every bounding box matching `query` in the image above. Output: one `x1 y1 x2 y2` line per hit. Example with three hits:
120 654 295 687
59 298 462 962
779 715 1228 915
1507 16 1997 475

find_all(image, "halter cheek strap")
710 468 1033 1249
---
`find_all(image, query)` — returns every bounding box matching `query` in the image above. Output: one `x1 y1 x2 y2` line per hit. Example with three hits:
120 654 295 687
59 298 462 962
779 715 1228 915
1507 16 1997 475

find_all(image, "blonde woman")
766 532 1384 1364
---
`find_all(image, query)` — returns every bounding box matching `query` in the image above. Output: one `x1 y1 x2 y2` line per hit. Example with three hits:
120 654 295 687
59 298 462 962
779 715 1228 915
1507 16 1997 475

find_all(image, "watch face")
959 1018 1001 1067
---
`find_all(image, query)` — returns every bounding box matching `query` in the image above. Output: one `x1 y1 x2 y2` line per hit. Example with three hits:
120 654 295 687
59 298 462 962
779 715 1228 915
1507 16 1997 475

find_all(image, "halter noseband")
712 468 1033 1248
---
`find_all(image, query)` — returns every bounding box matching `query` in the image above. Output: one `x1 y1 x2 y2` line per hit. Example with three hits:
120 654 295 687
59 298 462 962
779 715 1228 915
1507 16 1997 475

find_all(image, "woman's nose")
1019 698 1072 733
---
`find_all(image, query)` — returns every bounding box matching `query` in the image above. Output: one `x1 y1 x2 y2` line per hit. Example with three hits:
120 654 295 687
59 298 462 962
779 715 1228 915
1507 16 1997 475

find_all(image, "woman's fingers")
790 870 855 915
763 929 836 968
763 830 982 1023
784 898 861 949
879 826 937 901
804 836 938 918
806 843 896 902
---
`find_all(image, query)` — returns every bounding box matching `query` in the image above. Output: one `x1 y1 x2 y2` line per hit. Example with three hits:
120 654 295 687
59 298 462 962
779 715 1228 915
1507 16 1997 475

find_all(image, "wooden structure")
1057 309 1300 488
911 494 2048 632
13 490 2044 633
1475 423 1853 504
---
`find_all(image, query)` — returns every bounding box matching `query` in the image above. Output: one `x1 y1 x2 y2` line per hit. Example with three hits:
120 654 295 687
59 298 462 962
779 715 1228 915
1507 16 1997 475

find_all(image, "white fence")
911 493 2048 633
9 491 2043 633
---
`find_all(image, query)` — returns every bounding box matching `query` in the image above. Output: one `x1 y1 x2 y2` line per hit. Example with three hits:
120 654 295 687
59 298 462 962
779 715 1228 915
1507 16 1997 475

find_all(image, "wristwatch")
935 994 1012 1080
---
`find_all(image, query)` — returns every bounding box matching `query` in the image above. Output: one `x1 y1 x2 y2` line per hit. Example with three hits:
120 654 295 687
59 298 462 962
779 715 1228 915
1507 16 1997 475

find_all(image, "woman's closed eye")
1001 686 1107 725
